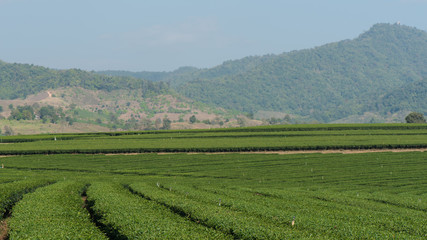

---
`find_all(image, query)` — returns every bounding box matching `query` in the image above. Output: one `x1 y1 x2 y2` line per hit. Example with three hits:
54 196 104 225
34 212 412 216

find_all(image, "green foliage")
0 123 426 154
0 62 169 100
189 115 197 124
3 125 14 136
0 126 426 239
8 105 35 120
39 105 64 123
162 117 171 130
8 181 107 240
375 79 427 114
0 179 52 218
169 24 427 122
87 182 229 239
98 66 201 87
97 24 427 123
405 112 426 123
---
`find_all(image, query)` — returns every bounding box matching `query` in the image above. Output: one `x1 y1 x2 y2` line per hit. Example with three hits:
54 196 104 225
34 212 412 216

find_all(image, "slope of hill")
99 55 275 88
0 62 248 135
99 66 200 87
0 61 169 99
108 23 427 122
375 78 427 114
0 87 250 135
2 23 426 126
177 23 427 122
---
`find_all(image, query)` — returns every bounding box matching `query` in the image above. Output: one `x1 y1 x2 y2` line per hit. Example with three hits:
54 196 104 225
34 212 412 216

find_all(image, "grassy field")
0 123 426 239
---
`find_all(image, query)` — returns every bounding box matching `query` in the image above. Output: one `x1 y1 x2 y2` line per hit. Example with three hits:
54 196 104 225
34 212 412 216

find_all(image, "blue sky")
1 0 427 71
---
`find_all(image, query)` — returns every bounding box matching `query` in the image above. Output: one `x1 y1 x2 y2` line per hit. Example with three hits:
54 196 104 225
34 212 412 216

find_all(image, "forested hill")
106 23 427 122
99 55 276 88
0 61 169 99
177 23 427 122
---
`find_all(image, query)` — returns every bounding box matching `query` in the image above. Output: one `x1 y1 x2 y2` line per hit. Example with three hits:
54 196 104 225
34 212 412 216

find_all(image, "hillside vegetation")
2 23 427 126
0 63 244 134
178 23 427 122
106 23 427 122
0 88 245 135
0 61 168 99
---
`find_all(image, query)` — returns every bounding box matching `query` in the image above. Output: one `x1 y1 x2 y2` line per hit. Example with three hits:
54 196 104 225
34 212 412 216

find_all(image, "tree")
8 105 35 120
154 118 162 129
39 105 61 123
66 116 75 126
0 106 3 113
405 112 426 123
162 117 172 130
237 117 246 127
189 115 197 124
3 125 14 136
140 118 153 130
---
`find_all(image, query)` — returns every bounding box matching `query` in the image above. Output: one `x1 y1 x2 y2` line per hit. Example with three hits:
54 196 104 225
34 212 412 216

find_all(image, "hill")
178 23 427 122
0 87 251 135
0 60 172 100
0 62 249 135
108 23 427 122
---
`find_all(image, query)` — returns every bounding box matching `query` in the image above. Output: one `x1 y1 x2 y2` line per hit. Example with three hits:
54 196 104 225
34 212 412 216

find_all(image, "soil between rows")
104 148 427 156
0 219 8 240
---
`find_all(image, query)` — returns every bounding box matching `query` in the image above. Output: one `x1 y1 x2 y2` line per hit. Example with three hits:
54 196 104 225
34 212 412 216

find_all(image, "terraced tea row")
0 124 425 238
87 182 230 239
7 181 107 239
0 123 426 155
127 181 426 239
0 179 53 218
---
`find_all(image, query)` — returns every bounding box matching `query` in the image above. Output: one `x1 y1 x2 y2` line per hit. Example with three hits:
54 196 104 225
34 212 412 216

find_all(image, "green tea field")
0 124 426 239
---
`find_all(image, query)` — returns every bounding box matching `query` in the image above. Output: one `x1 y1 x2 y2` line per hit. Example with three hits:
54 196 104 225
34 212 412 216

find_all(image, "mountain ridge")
1 23 426 125
106 23 426 122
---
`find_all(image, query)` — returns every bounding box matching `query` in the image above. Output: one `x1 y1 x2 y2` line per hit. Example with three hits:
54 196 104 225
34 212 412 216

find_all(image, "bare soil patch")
0 219 8 240
106 148 427 156
237 148 427 155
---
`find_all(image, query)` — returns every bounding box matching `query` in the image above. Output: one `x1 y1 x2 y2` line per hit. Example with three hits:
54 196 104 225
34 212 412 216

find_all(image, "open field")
0 123 426 239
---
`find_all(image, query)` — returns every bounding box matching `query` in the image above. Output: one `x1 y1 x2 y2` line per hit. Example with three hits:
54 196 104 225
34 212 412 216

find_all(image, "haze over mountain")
103 23 427 122
1 23 426 128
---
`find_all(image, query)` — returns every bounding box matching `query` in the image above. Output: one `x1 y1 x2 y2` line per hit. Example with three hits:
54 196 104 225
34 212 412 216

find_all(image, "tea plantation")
0 124 426 239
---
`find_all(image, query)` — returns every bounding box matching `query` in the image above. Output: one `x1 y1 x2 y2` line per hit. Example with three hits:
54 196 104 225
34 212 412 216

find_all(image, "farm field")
0 123 426 239
0 123 427 154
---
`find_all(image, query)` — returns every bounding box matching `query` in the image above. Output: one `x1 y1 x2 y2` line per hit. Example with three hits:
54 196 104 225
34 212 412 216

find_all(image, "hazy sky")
1 0 427 71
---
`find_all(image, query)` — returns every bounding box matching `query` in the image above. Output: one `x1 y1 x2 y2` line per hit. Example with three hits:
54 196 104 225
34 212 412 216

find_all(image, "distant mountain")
111 23 427 122
3 23 427 124
98 66 199 86
0 61 169 99
178 23 427 122
99 55 277 88
375 78 427 114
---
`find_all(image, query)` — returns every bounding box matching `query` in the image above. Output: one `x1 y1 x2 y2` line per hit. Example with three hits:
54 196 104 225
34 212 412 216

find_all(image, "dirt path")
237 148 427 155
1 148 426 158
105 148 427 156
